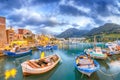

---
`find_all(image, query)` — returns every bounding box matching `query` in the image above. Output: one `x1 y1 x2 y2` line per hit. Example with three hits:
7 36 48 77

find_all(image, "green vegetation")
104 33 120 38
86 33 120 42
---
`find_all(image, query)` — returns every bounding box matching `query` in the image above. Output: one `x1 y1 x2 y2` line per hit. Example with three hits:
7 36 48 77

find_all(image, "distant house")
68 37 86 43
57 38 65 41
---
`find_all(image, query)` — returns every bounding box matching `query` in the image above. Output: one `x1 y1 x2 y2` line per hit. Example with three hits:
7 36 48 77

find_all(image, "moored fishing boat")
21 54 60 76
85 36 107 59
105 42 114 48
108 45 120 55
116 45 120 51
103 41 120 55
3 48 32 57
52 45 58 50
102 49 112 56
37 45 58 51
37 46 52 51
74 55 100 76
84 47 107 59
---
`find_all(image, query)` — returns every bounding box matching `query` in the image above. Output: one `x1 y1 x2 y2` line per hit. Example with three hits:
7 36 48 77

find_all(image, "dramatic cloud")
31 0 60 4
0 0 120 34
7 8 58 27
0 0 22 12
59 5 87 16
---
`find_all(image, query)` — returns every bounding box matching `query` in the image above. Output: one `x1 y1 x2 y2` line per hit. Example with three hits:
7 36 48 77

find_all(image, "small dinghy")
21 54 60 76
74 55 100 76
85 47 107 59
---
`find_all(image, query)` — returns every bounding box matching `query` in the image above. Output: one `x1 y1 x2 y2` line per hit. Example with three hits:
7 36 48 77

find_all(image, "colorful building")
18 29 35 40
6 27 15 44
14 33 23 41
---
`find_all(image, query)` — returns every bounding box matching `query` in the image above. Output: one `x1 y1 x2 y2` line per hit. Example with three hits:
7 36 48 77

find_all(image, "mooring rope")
98 69 120 76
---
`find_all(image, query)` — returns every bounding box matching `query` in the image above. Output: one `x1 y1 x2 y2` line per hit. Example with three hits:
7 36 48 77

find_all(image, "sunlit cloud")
0 0 120 34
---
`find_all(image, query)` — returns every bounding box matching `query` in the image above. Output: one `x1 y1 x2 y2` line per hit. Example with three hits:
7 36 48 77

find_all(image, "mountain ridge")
56 28 88 38
56 23 120 38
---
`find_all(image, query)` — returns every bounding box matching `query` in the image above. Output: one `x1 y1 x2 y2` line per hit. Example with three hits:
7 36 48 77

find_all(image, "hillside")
56 28 88 38
87 23 120 36
56 23 120 38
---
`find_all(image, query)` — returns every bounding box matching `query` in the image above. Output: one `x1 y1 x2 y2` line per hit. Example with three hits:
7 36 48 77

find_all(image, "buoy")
40 52 45 59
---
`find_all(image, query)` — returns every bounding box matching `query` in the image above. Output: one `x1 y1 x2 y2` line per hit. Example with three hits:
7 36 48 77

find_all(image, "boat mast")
94 35 96 48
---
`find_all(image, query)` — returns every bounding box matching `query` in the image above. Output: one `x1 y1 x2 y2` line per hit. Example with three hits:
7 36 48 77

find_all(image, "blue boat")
37 45 58 51
52 45 58 50
3 49 32 57
74 55 100 76
37 46 52 51
37 46 44 51
46 45 53 50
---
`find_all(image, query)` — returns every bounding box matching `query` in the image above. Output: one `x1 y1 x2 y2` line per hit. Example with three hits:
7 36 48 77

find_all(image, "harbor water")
0 43 120 80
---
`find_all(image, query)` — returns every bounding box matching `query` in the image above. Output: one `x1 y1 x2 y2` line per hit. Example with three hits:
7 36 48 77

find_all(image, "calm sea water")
0 43 120 80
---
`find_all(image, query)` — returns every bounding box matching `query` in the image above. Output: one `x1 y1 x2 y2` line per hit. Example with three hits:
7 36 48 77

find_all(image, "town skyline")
0 17 35 47
0 0 120 35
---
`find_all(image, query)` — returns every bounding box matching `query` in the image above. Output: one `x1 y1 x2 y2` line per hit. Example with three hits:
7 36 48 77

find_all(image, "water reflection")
74 68 100 80
24 62 62 80
0 56 23 80
0 43 120 80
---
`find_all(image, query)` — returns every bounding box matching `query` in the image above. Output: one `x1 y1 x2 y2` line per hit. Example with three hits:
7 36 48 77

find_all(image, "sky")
0 0 120 35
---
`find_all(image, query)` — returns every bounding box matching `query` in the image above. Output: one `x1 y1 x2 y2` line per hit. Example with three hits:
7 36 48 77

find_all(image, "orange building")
18 29 34 38
14 33 23 40
0 17 7 47
6 27 15 44
6 27 25 43
18 29 32 35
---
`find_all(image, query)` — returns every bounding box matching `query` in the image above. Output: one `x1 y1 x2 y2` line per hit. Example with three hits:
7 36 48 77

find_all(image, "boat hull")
75 60 100 76
88 54 107 59
109 51 120 55
37 45 58 51
3 50 32 57
85 49 107 59
21 54 60 75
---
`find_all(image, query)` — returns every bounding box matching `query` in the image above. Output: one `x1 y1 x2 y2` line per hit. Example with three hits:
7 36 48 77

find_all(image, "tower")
0 17 7 47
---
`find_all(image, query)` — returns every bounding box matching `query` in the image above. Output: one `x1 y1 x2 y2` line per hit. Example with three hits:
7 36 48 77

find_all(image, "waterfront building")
68 37 86 43
18 29 34 38
14 33 24 41
6 27 15 44
0 17 7 47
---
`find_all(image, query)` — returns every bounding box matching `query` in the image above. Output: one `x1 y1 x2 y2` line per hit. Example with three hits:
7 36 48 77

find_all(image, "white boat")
21 54 61 76
85 36 107 59
104 41 120 55
85 47 107 59
105 42 114 47
108 45 120 55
